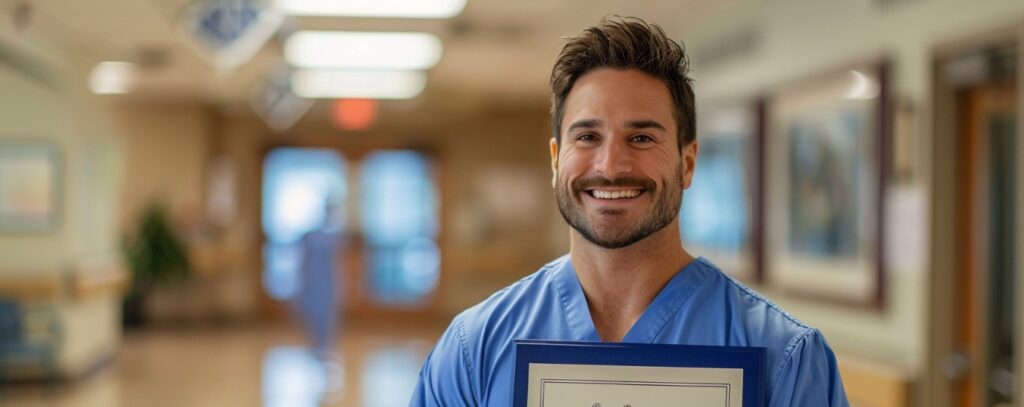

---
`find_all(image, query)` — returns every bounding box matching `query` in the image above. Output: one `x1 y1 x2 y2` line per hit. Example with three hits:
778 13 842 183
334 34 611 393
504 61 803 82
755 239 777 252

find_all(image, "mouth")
584 188 646 200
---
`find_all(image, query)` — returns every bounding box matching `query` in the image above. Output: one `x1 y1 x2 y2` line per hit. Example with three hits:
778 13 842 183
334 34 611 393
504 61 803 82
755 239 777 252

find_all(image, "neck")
569 221 694 342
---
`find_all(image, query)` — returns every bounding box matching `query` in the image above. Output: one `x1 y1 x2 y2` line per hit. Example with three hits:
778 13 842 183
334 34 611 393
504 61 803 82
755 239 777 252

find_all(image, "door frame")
255 135 448 324
927 23 1024 407
1016 26 1024 407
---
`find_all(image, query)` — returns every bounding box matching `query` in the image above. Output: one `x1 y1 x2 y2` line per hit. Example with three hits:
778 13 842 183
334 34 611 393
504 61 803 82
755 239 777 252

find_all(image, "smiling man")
411 17 849 406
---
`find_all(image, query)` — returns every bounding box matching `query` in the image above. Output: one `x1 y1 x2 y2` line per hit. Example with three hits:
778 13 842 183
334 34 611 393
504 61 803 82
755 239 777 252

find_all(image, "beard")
555 165 683 249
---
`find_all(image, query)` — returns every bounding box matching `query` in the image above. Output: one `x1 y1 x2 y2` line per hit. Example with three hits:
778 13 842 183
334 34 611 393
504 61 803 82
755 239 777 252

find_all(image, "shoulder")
453 255 567 338
690 259 845 403
693 258 813 341
421 256 568 403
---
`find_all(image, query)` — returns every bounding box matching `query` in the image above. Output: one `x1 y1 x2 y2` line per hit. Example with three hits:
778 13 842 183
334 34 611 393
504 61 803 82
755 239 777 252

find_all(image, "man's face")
550 68 698 249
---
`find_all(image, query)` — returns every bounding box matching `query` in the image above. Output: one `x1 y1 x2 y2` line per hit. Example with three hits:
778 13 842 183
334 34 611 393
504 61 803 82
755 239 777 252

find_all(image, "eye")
631 134 654 143
576 133 598 142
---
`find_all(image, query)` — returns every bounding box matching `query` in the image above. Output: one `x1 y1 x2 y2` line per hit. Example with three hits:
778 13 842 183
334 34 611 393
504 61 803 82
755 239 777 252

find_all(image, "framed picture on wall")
0 141 61 232
766 62 888 309
679 102 764 284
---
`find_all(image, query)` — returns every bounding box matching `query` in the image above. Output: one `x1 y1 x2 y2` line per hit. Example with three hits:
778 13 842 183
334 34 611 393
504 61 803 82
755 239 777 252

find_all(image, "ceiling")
1 0 736 113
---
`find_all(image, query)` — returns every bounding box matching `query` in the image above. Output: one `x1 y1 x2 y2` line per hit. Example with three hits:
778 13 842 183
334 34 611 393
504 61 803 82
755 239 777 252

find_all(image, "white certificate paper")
512 341 765 407
527 363 743 407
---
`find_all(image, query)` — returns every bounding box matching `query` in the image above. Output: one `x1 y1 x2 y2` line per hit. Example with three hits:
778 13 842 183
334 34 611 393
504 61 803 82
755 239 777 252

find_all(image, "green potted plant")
121 203 190 327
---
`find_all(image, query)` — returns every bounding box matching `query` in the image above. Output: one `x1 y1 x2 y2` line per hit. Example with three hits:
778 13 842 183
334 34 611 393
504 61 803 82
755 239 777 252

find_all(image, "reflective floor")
0 321 442 407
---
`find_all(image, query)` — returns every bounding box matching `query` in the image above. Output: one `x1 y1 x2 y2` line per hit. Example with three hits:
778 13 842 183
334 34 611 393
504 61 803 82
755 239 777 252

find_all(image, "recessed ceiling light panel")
285 31 443 70
279 0 467 18
291 69 427 99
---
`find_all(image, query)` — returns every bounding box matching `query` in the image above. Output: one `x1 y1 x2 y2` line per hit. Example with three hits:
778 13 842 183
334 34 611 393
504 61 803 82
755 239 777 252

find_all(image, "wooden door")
256 142 446 325
954 82 1018 407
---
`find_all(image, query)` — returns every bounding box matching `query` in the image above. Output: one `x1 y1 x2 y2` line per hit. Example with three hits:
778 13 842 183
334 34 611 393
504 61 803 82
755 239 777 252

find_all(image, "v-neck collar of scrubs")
550 256 711 343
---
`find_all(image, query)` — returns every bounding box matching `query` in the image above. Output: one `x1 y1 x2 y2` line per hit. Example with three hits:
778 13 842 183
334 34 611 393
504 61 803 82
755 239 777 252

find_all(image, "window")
679 136 749 251
359 151 439 306
261 148 347 300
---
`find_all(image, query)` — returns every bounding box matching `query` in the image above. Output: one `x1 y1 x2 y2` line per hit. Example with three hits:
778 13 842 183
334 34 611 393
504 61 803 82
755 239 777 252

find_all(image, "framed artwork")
766 62 889 309
680 103 764 284
0 141 61 232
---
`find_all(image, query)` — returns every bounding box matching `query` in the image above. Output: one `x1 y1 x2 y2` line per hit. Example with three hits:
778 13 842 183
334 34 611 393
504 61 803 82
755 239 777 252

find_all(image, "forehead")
562 68 677 132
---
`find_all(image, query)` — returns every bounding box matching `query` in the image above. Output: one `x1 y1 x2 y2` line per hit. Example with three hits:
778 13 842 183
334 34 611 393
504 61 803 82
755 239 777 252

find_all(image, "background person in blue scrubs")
411 16 849 406
296 198 344 359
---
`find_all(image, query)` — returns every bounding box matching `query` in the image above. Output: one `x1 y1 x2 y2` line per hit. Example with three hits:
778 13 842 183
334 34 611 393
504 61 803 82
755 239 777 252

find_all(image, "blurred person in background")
296 196 344 359
410 17 849 406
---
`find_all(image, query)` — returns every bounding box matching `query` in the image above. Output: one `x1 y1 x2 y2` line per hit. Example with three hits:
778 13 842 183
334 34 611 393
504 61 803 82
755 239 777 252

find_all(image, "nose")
593 138 633 177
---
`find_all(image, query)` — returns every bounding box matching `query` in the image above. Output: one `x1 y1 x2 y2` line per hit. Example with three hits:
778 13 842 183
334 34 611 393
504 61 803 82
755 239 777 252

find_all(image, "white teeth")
592 189 641 199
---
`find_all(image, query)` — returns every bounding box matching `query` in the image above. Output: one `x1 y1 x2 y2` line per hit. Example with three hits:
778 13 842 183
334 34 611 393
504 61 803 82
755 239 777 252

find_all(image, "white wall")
0 29 125 377
0 49 75 271
0 31 124 271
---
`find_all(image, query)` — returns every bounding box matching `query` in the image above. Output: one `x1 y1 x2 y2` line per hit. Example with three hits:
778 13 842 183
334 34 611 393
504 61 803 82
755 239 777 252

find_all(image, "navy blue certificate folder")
513 340 766 407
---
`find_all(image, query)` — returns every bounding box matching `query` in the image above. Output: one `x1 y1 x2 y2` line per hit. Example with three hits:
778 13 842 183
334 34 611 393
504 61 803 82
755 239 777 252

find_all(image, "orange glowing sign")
332 99 378 131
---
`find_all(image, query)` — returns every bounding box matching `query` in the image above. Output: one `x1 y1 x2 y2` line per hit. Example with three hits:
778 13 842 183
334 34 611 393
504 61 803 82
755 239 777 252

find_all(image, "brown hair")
550 16 696 150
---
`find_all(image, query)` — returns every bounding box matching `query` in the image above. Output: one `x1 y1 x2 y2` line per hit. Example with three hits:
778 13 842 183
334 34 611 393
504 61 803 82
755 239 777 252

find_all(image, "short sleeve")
768 329 850 406
409 316 478 406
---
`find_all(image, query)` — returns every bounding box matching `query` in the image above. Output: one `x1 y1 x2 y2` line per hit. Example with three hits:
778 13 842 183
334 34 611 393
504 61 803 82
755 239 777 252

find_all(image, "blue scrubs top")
410 255 849 406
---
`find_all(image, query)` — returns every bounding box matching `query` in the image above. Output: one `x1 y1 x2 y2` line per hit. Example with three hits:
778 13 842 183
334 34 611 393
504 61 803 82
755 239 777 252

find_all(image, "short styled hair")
549 16 696 150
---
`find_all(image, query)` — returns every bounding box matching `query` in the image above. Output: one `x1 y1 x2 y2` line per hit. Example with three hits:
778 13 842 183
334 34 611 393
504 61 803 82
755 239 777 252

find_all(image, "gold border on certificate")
527 363 744 407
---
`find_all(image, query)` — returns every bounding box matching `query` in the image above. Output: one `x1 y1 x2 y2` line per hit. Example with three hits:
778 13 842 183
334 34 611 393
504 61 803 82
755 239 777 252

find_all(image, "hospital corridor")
1 0 1024 406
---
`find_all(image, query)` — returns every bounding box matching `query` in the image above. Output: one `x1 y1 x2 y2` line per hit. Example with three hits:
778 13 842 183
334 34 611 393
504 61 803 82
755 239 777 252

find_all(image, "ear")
681 141 699 189
549 138 559 188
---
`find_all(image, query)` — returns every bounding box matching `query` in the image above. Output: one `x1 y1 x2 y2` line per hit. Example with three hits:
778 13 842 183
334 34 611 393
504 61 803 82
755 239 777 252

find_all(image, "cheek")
557 154 587 180
557 169 577 190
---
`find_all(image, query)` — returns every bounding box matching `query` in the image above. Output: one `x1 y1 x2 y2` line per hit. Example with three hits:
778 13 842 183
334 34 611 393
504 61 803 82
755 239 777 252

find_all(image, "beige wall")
685 0 1024 393
110 105 267 321
217 115 265 270
435 106 569 314
113 103 210 231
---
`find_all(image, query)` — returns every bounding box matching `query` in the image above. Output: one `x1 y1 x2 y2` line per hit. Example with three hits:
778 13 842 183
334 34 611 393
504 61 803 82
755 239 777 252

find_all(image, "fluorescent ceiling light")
285 31 442 70
291 70 427 99
89 61 138 95
279 0 467 18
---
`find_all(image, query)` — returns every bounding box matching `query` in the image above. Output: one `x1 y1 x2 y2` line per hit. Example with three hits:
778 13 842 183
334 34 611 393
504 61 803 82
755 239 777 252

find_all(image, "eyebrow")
566 119 668 133
625 120 667 131
566 119 602 133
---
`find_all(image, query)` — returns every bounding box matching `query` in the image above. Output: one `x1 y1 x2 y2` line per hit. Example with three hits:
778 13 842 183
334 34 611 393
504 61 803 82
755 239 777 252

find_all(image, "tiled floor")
1 321 444 407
